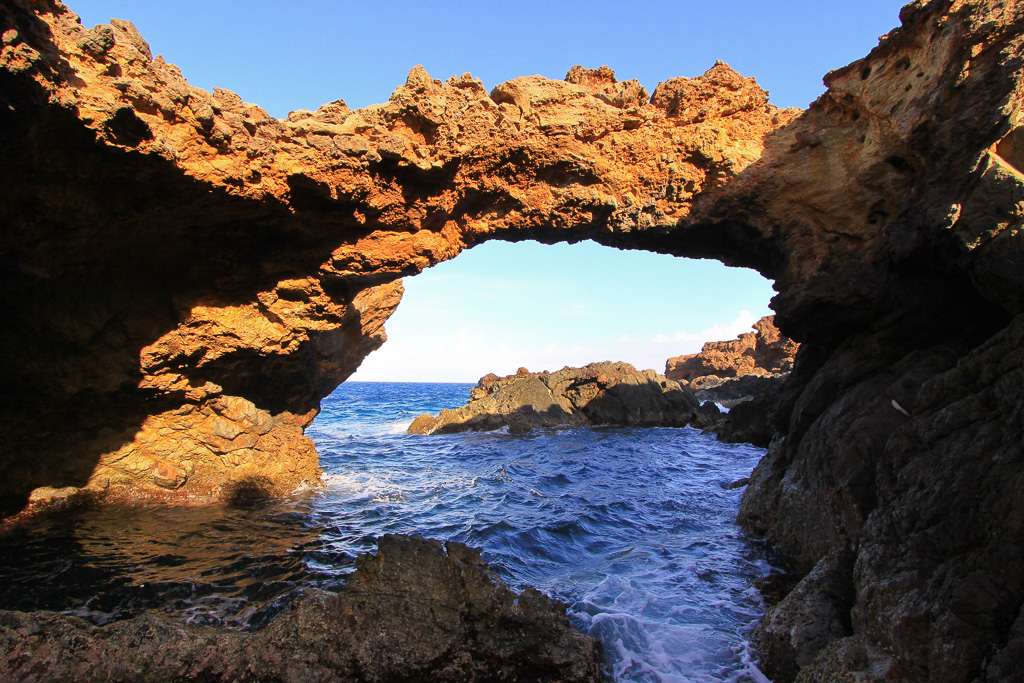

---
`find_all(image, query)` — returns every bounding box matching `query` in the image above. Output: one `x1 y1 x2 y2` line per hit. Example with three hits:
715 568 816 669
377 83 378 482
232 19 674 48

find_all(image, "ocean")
0 381 774 682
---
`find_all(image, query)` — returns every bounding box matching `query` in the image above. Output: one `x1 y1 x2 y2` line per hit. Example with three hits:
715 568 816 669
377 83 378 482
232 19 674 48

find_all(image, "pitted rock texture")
0 534 603 682
2 0 1024 680
665 315 798 403
665 316 799 447
408 362 707 434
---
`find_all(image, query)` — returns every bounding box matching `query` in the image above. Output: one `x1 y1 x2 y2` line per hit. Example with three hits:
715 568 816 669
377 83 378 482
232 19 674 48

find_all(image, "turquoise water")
0 381 773 682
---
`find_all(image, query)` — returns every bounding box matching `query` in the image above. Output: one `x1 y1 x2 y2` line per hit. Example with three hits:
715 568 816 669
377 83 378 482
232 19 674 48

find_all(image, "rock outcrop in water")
0 534 603 681
664 316 799 447
3 0 1024 679
666 315 798 407
408 362 710 434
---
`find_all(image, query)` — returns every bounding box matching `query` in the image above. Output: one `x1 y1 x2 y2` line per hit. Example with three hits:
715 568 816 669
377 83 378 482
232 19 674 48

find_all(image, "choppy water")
0 381 773 682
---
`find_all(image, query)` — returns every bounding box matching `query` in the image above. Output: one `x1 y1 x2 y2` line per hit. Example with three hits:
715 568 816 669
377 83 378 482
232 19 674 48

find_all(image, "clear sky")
73 0 908 382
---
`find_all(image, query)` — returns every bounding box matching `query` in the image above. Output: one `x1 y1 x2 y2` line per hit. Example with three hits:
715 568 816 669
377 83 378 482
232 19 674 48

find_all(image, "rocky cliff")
408 362 711 434
666 315 798 399
664 316 799 447
2 0 1024 679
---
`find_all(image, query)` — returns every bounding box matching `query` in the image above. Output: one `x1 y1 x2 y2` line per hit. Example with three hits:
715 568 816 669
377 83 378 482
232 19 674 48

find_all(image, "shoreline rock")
0 534 603 682
662 317 798 447
3 0 1024 679
408 362 716 435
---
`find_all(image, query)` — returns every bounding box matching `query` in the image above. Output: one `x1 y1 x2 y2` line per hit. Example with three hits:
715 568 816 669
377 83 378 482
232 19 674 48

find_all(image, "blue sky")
73 1 907 382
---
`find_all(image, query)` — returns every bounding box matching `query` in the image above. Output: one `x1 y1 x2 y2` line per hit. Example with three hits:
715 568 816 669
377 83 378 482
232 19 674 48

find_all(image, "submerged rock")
409 362 702 434
0 534 603 681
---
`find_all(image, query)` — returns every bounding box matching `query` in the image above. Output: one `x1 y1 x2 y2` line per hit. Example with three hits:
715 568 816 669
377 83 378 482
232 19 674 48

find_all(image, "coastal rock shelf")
407 362 713 434
2 0 1024 680
0 534 603 681
668 316 799 447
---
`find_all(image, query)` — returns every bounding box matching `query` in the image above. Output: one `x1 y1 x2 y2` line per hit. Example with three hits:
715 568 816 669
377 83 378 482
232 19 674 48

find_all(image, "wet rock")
410 362 701 434
0 534 603 681
753 547 856 682
794 635 902 683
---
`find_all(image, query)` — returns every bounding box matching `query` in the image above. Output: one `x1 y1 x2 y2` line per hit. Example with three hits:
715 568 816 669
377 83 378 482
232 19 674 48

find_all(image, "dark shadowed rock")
664 317 797 447
0 534 603 682
409 362 701 434
752 546 856 682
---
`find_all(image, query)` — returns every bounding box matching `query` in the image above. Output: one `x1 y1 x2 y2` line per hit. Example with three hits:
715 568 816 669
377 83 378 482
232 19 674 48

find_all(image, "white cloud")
349 311 762 383
648 310 759 346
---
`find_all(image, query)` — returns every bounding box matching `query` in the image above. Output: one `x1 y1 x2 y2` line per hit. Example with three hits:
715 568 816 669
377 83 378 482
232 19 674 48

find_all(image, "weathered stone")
411 362 701 434
666 315 798 388
75 24 113 58
753 546 856 682
2 1 1024 679
333 134 370 156
0 534 603 682
665 316 797 446
109 18 151 62
794 635 904 683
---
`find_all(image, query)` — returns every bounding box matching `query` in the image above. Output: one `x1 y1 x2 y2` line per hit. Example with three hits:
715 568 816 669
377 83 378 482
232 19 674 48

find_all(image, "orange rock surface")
665 315 798 382
4 1 1024 678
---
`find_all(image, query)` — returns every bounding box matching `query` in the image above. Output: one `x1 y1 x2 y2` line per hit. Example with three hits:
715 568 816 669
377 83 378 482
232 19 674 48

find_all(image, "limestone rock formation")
0 0 787 516
0 534 603 682
666 315 799 406
408 362 708 434
2 0 1024 680
664 316 799 447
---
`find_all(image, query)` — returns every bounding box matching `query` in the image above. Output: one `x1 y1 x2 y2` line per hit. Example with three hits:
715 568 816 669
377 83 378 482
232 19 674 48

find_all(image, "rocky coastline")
667 316 799 447
666 315 798 407
0 534 603 682
2 0 1024 679
408 362 718 435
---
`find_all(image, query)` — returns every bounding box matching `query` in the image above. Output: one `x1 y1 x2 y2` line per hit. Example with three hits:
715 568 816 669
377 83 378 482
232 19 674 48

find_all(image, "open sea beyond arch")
0 381 774 682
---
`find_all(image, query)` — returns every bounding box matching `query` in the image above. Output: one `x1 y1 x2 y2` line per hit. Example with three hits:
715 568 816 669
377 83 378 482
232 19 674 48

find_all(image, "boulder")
409 362 700 434
0 534 603 682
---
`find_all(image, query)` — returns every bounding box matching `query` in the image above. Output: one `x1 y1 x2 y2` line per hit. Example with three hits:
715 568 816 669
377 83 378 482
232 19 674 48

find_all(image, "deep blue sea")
0 381 774 682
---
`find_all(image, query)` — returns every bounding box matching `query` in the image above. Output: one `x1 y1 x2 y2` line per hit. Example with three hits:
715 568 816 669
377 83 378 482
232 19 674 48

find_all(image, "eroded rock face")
666 315 798 401
2 0 1024 679
665 316 799 447
408 362 706 434
0 533 603 681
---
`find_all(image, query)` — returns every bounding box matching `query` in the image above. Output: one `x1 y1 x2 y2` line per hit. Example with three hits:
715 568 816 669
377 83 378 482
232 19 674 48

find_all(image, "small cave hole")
995 127 1024 175
886 156 912 173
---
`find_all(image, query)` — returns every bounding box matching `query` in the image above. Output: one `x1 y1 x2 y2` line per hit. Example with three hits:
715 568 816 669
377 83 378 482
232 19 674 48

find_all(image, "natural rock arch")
2 0 1024 680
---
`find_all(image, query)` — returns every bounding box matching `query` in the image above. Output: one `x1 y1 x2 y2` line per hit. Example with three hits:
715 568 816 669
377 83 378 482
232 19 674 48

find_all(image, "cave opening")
347 239 778 384
295 238 783 679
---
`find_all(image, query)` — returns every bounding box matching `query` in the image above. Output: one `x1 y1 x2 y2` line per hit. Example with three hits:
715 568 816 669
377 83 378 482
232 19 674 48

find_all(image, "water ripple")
0 381 775 682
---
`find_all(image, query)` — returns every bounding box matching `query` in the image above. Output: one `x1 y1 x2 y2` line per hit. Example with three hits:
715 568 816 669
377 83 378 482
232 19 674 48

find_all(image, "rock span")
2 0 1024 680
407 362 715 434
